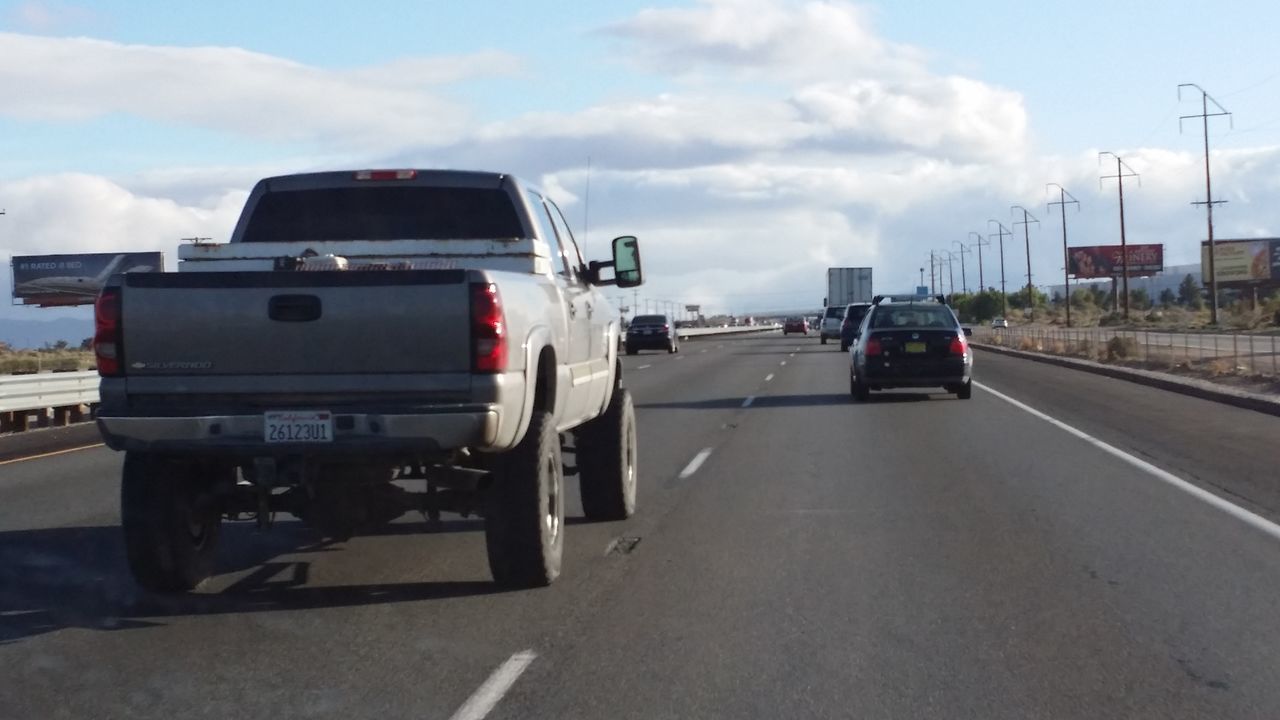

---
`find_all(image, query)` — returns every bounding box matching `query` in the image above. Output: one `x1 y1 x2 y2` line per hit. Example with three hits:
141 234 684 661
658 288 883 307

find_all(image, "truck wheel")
485 410 564 587
576 388 637 521
121 453 223 593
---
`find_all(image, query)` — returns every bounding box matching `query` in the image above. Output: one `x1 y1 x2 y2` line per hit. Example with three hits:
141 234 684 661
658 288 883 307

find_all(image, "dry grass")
0 351 95 374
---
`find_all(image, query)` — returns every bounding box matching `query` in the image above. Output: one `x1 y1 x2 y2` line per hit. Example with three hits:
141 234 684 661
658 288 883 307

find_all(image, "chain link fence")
981 326 1280 377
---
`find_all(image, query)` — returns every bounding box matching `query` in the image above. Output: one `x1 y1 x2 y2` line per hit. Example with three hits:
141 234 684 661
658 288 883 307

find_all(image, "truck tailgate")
121 270 471 376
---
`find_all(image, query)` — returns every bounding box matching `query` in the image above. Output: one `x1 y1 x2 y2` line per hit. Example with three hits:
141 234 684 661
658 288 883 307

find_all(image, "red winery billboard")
1067 244 1163 279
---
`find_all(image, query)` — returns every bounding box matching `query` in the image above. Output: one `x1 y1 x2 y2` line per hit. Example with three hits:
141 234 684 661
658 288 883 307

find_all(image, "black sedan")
626 314 679 355
849 297 972 400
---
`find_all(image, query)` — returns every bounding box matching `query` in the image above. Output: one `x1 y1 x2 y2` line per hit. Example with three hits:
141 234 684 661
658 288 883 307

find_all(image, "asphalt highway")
2 332 1279 719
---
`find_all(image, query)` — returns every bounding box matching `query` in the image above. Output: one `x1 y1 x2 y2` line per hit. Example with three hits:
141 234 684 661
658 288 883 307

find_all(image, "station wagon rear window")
241 187 523 242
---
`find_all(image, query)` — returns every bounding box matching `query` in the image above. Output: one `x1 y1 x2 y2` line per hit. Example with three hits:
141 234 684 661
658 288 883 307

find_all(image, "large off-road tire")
576 389 637 521
840 342 848 352
485 410 564 588
821 336 828 345
956 379 973 400
625 345 638 356
121 453 223 593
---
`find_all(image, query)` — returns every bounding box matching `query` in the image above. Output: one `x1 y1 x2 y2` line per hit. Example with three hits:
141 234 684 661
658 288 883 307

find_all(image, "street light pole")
988 220 1012 316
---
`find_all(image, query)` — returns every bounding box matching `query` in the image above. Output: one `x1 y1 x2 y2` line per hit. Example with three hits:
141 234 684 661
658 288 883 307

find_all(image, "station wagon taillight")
94 288 123 377
949 335 967 356
471 282 507 373
864 337 883 357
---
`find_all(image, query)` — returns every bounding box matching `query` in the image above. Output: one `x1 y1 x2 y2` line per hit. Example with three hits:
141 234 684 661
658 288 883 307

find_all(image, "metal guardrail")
678 325 781 338
0 371 101 415
982 326 1280 376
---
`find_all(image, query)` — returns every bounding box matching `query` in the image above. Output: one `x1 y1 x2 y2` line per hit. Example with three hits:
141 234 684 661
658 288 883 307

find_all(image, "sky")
1 0 1278 323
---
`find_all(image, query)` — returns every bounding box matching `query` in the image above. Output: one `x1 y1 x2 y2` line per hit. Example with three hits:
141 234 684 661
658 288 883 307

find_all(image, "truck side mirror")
587 235 644 287
612 235 642 288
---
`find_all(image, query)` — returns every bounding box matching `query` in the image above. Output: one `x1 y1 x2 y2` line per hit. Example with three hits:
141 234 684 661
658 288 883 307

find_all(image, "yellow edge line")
0 443 106 466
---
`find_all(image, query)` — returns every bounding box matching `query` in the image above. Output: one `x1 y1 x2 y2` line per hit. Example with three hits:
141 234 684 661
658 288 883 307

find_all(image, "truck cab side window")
546 201 586 276
525 191 573 279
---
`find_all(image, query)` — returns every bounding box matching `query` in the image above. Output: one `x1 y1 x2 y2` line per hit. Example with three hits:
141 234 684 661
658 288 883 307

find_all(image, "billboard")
1067 244 1164 279
1200 238 1280 286
11 252 164 307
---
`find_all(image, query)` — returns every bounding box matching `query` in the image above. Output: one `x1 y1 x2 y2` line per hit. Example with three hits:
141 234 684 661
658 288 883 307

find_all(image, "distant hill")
0 316 95 349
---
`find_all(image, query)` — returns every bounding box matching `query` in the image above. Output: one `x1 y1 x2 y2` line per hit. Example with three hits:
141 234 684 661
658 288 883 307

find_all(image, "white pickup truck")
95 169 644 592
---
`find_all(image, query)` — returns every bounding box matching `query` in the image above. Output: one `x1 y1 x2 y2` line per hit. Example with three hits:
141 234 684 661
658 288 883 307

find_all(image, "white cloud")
0 32 518 151
0 173 244 262
10 1 96 32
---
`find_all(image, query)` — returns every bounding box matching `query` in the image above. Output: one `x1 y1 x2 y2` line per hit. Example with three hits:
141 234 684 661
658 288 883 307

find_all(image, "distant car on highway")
991 317 1009 329
850 296 973 401
839 302 871 351
818 305 847 345
627 313 679 354
783 317 809 335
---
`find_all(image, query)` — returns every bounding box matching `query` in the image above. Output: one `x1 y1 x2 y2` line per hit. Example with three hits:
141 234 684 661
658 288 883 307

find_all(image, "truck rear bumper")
97 408 500 455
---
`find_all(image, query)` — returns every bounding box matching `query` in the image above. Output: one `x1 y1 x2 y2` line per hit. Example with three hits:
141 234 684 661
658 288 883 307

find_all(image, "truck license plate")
904 341 927 354
265 411 333 443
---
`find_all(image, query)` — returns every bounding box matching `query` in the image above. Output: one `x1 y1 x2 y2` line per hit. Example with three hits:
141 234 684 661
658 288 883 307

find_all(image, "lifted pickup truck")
95 169 644 592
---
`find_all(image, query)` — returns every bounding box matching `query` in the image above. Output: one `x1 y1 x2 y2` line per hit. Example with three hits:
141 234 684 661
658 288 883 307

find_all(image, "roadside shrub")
1098 311 1124 327
1106 336 1139 360
1018 336 1038 352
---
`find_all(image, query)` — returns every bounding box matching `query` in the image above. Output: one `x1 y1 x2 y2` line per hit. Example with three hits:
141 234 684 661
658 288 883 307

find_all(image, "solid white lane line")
765 373 775 382
637 364 652 370
448 651 537 720
679 448 714 479
742 396 755 408
975 381 1280 543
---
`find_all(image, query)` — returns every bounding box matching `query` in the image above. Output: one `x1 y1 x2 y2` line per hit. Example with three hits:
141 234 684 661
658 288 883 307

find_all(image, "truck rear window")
240 187 523 242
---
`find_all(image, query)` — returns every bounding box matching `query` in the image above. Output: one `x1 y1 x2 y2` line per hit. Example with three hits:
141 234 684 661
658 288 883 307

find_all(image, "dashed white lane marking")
448 650 537 720
700 349 708 353
676 355 685 360
765 373 775 382
780 360 787 366
742 396 755 408
637 364 651 370
790 353 796 357
975 381 1280 544
679 448 714 479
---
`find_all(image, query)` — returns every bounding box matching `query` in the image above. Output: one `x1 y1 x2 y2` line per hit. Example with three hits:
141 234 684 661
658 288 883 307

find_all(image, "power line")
1011 206 1040 307
1046 183 1080 327
1099 152 1140 319
1178 83 1232 325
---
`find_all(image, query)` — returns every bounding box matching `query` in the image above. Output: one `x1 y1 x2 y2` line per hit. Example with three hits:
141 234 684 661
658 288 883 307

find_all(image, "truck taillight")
94 288 123 377
471 282 507 373
864 337 882 356
354 169 417 181
949 335 967 356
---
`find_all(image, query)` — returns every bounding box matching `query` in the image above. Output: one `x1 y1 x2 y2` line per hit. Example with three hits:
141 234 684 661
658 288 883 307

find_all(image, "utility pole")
1099 152 1140 319
1011 206 1040 311
919 267 925 289
929 251 937 294
1046 183 1080 327
988 219 1012 315
952 240 971 294
937 250 955 298
1179 83 1232 325
969 231 988 291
